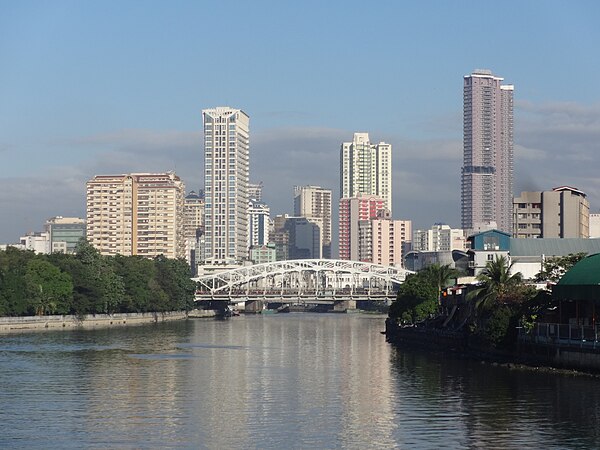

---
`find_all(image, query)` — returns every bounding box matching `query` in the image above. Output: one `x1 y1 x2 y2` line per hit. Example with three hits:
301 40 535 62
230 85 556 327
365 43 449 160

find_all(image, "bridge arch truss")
194 259 413 300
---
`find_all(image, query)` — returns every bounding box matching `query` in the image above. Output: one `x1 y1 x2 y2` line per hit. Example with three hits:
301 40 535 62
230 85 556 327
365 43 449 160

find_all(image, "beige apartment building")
86 172 185 259
513 186 589 238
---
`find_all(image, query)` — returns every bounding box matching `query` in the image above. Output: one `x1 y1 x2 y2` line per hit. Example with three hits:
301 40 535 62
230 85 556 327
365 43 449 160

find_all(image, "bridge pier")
333 299 356 312
245 300 264 313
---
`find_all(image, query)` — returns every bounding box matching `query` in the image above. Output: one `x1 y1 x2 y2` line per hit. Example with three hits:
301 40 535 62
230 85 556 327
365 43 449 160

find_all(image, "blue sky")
1 1 600 243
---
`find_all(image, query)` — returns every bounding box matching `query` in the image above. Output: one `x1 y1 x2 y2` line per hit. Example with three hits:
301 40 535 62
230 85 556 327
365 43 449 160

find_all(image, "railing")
519 322 600 350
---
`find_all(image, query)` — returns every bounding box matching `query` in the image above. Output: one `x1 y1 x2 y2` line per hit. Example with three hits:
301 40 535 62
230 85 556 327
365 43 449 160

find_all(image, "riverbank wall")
0 309 216 333
385 318 600 373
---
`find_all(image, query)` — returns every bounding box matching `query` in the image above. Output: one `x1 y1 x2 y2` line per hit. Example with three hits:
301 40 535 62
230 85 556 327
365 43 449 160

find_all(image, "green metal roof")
553 253 600 301
509 238 600 257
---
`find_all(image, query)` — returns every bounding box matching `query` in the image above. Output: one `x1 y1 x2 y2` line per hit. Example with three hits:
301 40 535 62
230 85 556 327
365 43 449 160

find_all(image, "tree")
534 252 587 284
389 272 439 323
24 259 73 315
467 255 524 313
422 263 461 297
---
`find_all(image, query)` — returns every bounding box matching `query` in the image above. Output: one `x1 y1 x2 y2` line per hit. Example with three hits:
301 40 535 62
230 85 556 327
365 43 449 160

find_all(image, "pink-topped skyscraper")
461 69 514 236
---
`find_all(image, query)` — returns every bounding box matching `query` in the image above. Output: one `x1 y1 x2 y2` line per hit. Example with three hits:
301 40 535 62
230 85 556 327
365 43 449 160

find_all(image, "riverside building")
203 107 250 263
461 69 514 236
86 172 185 259
513 186 590 238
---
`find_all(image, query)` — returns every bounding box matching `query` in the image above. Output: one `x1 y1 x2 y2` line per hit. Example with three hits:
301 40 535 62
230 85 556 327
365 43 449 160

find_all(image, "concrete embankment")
385 318 600 374
0 309 216 333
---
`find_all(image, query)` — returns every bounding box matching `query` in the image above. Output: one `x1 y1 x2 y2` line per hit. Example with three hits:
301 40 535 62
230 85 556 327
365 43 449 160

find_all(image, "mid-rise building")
249 244 276 264
413 224 466 252
461 69 514 235
183 190 205 271
248 199 270 248
19 232 50 254
86 172 185 259
270 215 322 260
203 107 250 263
358 215 412 266
339 195 386 260
340 133 392 212
247 181 263 202
513 186 590 238
294 185 332 258
44 216 86 254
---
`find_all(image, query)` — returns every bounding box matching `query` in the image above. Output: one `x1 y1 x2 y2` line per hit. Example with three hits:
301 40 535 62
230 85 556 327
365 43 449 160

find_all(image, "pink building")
359 218 412 266
338 195 386 260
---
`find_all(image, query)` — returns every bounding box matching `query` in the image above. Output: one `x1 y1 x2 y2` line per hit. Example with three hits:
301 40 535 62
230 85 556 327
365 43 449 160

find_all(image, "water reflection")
0 315 599 448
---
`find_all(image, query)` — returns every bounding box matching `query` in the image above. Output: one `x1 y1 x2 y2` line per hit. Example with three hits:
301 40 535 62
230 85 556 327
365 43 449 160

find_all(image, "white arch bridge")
193 259 413 305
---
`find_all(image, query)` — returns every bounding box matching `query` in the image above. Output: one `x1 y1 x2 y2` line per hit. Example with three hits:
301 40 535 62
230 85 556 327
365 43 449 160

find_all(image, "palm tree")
423 263 460 295
467 255 523 313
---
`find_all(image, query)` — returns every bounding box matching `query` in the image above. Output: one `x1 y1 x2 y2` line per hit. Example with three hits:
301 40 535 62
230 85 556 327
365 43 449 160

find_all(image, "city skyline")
2 2 600 242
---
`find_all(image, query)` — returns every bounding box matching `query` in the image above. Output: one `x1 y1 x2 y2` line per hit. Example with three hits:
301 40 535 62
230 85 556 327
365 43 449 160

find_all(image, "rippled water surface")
1 314 600 449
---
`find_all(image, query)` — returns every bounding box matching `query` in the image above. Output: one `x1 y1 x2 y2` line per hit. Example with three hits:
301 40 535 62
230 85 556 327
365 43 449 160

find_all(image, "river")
1 313 599 449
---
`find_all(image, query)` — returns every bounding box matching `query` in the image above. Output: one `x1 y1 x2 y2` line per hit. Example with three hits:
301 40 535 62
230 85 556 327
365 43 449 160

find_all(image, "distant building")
340 133 392 212
294 185 332 258
413 224 466 252
338 195 386 260
19 232 50 254
44 216 86 254
590 213 600 238
248 199 270 248
247 181 263 202
513 186 590 238
461 69 514 236
86 172 185 259
203 107 250 263
250 244 276 265
184 190 205 272
358 214 412 266
270 215 321 260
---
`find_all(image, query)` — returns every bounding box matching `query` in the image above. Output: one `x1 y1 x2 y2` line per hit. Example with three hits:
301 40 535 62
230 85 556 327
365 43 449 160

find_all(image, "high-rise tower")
203 107 250 263
340 133 392 212
461 69 514 235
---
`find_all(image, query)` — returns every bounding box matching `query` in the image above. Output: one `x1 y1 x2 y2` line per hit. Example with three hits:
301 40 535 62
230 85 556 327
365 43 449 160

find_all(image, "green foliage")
467 255 524 312
0 243 196 317
534 252 587 284
24 259 73 315
389 271 439 323
481 305 515 347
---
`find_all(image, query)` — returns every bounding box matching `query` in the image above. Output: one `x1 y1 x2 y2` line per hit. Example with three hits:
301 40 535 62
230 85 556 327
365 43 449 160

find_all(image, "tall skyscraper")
86 172 185 259
203 107 250 263
461 69 514 235
340 133 392 212
294 185 332 258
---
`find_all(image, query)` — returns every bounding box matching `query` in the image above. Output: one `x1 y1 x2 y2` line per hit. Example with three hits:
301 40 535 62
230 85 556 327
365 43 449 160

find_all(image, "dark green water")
1 314 599 449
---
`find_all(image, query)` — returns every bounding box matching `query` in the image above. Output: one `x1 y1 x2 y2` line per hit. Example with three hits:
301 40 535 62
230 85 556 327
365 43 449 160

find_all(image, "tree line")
389 254 585 349
0 240 197 317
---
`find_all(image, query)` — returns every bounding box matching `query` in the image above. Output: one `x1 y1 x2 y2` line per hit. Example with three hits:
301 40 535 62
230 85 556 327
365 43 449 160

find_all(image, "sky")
1 1 600 245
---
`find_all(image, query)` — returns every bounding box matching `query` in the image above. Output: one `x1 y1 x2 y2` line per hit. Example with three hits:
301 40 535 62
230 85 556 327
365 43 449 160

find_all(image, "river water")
1 313 599 449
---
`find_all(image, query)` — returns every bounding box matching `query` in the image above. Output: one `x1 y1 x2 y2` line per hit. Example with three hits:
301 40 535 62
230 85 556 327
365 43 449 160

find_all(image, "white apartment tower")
461 69 514 235
294 185 332 258
340 133 392 212
203 107 250 263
